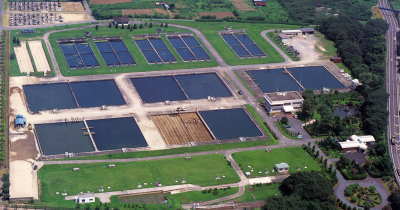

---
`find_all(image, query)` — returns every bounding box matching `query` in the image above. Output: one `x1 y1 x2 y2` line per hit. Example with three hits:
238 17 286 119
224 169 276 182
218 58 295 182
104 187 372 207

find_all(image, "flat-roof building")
275 162 289 174
339 135 376 152
264 91 303 113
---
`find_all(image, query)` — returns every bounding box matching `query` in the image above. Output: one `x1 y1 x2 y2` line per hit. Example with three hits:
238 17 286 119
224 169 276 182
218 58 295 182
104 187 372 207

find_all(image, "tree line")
317 16 391 178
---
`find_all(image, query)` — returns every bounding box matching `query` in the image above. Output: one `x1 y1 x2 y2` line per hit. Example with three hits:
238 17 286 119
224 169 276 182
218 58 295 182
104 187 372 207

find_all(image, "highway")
379 0 400 183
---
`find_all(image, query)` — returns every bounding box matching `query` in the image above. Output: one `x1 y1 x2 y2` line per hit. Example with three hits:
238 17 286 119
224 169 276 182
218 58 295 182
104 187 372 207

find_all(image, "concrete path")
260 29 292 63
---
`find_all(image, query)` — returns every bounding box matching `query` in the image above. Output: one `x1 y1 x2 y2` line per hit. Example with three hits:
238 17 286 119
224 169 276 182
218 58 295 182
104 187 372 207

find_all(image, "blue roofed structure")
15 115 26 128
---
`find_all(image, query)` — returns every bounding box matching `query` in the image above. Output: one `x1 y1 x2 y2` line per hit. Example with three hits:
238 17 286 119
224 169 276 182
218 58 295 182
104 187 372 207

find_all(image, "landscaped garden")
336 157 368 180
344 184 381 208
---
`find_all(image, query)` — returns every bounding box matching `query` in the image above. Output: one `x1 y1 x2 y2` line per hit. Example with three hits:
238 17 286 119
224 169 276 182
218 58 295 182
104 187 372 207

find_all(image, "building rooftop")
265 91 303 102
339 135 376 150
300 28 315 32
275 162 289 169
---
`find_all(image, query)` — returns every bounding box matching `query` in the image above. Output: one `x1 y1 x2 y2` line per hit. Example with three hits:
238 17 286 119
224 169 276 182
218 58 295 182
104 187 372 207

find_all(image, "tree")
165 23 168 27
264 172 336 210
389 192 400 210
95 25 99 30
139 24 143 29
108 22 112 28
280 117 289 125
133 24 137 29
279 172 334 201
149 22 153 28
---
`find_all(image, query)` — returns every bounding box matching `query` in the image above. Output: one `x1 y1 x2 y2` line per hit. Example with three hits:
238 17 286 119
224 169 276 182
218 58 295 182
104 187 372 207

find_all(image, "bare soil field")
60 13 92 22
198 12 235 19
91 0 132 5
122 8 169 16
151 113 213 145
28 41 51 73
61 2 85 12
198 11 235 18
14 41 34 74
231 0 255 11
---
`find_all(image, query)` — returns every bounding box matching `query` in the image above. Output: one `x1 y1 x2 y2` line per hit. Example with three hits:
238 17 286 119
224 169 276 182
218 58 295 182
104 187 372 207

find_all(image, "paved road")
260 29 292 63
379 0 400 186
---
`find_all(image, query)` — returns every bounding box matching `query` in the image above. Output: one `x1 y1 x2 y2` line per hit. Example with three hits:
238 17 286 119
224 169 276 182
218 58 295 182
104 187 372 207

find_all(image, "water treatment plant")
4 10 379 209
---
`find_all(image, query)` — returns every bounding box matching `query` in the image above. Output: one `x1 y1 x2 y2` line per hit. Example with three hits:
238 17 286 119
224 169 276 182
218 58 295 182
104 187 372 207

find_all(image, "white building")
75 193 95 204
264 91 303 113
339 135 376 152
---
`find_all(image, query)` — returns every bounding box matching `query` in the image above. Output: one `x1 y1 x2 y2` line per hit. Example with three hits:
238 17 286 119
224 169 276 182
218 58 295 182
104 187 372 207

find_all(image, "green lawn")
49 25 217 76
232 147 321 177
39 154 240 207
314 32 337 58
236 183 280 202
245 104 278 144
167 187 238 203
52 139 272 161
164 20 299 65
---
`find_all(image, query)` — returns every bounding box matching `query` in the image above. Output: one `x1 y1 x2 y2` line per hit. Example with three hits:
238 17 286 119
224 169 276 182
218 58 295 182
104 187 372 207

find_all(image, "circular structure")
344 184 382 208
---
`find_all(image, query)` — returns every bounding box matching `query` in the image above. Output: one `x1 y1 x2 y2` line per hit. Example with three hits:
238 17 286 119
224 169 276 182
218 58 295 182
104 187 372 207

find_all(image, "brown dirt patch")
151 113 213 145
122 8 169 16
61 2 85 12
198 11 235 19
91 0 132 5
232 0 255 11
10 132 38 161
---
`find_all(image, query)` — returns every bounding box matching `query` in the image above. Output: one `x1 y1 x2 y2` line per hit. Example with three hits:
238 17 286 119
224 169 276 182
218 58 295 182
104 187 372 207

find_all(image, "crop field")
232 147 321 177
151 113 213 145
122 8 169 16
49 25 217 76
89 0 289 23
91 0 132 5
232 0 255 11
39 154 240 207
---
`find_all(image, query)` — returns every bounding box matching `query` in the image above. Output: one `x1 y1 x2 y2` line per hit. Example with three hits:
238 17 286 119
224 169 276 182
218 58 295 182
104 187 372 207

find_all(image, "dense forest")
263 172 336 210
317 17 391 177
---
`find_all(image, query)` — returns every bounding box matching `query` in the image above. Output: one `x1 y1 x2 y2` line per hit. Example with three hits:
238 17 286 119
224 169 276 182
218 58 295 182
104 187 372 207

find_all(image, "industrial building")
263 91 303 113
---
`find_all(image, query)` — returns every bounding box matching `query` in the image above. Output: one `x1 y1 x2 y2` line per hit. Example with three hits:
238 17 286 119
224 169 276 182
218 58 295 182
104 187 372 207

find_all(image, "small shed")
300 28 315 34
14 115 26 128
330 56 343 63
275 163 289 174
253 0 267 6
75 193 95 204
